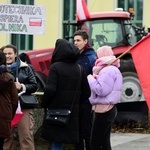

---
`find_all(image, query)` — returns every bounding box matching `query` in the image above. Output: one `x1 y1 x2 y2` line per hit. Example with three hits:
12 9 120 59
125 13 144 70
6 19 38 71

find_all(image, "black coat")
41 39 91 144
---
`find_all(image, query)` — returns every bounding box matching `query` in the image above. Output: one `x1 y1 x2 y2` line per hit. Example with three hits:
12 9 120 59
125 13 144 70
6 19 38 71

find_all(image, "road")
14 132 150 150
112 133 150 150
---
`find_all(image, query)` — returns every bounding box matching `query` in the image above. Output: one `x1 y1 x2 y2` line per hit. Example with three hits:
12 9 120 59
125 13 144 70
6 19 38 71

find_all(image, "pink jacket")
88 65 123 105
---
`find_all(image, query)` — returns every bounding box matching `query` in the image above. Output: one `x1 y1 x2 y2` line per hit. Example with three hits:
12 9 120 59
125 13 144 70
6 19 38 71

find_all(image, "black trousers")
75 102 92 150
90 106 117 150
0 137 4 150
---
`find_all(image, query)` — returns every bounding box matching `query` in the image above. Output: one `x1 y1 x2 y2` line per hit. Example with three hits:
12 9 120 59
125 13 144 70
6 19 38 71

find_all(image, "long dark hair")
0 51 6 66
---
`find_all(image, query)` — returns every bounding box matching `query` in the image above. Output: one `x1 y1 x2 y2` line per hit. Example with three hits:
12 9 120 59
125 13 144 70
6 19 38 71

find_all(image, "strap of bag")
70 65 81 112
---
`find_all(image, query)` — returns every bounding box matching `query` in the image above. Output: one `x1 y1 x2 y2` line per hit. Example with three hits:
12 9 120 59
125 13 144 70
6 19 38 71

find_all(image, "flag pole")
107 47 131 66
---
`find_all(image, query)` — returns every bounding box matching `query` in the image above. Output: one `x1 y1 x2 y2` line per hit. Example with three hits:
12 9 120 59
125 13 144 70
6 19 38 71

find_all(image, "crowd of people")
0 30 123 150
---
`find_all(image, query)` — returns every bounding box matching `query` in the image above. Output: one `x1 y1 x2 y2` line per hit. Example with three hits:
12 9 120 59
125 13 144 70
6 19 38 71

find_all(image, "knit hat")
96 46 113 58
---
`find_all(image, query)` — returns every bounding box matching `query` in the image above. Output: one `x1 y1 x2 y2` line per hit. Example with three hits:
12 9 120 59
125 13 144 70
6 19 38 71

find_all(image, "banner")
0 4 46 35
130 34 150 110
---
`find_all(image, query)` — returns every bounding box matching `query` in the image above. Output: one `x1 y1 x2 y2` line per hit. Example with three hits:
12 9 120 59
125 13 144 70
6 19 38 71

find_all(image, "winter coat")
88 65 123 105
13 60 37 94
0 70 18 138
41 39 91 144
77 48 96 76
8 59 37 93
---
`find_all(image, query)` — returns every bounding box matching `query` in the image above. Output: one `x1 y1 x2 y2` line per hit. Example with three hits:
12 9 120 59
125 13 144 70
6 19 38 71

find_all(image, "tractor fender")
34 71 47 91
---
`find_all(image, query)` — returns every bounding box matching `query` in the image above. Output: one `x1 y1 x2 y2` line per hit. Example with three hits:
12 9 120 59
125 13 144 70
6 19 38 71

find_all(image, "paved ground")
14 132 150 150
111 133 150 150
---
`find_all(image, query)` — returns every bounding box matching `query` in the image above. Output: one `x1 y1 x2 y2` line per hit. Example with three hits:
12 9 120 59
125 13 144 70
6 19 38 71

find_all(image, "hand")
87 74 93 79
15 82 22 90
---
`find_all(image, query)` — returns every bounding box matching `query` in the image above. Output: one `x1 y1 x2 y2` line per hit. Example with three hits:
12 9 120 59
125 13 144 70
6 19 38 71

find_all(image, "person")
0 51 18 150
41 39 91 150
1 44 37 150
87 46 123 150
73 30 96 150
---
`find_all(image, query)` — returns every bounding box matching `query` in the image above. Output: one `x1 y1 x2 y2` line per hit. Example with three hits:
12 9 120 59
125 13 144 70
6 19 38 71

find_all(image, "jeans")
51 142 63 150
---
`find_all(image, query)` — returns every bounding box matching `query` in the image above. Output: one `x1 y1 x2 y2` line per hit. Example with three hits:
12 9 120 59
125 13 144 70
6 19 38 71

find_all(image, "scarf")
7 58 20 78
93 56 120 75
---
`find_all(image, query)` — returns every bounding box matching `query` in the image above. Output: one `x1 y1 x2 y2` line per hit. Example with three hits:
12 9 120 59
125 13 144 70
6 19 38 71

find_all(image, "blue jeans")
51 142 63 150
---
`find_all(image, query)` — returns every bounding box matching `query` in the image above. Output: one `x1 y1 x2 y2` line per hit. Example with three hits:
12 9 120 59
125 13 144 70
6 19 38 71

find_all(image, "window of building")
62 0 76 41
118 0 143 27
11 0 34 51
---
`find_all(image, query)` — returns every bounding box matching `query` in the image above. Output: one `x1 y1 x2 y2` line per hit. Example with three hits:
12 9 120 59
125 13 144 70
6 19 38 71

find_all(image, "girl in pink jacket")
87 46 123 150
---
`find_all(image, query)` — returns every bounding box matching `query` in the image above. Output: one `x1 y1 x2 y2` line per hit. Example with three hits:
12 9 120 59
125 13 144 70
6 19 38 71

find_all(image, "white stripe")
77 0 86 20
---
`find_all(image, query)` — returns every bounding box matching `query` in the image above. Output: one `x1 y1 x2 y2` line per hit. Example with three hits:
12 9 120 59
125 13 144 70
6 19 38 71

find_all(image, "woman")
0 51 18 150
87 46 123 150
2 44 37 150
41 39 91 150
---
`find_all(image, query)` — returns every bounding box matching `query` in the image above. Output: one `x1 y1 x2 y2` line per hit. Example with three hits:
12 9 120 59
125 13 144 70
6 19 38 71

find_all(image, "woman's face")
3 48 17 64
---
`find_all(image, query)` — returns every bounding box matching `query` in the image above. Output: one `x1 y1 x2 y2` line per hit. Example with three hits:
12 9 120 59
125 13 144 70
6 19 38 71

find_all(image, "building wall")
88 0 117 12
0 0 150 49
34 0 62 49
143 0 150 29
0 0 10 47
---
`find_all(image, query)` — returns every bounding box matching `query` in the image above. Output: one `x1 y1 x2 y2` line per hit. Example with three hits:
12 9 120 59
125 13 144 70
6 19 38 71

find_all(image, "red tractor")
21 8 149 126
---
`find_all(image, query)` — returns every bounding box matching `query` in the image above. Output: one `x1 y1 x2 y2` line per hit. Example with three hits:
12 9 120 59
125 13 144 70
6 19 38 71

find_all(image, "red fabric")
76 0 90 21
130 34 150 110
11 113 24 127
82 0 90 19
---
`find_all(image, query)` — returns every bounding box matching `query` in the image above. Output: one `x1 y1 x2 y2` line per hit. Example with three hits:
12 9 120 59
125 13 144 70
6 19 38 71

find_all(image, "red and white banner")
76 0 90 21
0 4 46 35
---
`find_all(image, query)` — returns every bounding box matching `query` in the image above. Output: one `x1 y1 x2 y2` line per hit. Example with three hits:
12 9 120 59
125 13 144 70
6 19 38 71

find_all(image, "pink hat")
93 46 120 75
96 46 113 58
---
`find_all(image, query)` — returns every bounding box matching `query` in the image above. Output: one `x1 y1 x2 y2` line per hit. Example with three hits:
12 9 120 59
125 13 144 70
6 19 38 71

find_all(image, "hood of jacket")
51 39 80 64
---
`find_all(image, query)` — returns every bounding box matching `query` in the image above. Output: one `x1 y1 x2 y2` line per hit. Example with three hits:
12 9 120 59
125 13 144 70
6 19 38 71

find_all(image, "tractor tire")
119 58 144 103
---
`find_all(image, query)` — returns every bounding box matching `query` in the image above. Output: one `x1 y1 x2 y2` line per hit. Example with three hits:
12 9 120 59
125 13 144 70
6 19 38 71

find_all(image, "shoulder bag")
19 94 39 109
19 65 39 109
46 65 81 126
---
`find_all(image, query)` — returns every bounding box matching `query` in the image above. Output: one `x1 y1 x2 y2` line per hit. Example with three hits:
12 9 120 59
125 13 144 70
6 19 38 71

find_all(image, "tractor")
21 8 150 127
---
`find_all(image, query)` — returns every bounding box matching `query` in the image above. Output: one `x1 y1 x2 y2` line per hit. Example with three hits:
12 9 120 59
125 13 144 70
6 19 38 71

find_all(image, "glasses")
4 52 13 56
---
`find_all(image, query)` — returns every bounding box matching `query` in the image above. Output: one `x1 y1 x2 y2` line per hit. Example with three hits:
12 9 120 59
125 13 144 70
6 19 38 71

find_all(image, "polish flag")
29 18 42 26
76 0 90 21
130 34 150 110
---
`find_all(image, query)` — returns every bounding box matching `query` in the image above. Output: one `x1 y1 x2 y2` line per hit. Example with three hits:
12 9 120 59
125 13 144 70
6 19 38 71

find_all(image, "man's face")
3 48 17 64
74 35 88 52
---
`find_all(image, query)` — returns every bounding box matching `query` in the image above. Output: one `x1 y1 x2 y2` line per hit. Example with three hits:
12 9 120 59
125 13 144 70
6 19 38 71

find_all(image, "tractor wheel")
119 58 144 103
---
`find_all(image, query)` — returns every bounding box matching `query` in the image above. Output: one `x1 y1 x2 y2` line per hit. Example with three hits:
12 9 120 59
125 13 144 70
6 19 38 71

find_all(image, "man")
74 30 96 150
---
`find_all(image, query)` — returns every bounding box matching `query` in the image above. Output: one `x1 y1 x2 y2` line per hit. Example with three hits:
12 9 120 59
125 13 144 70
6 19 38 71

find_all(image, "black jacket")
17 60 37 94
41 39 91 144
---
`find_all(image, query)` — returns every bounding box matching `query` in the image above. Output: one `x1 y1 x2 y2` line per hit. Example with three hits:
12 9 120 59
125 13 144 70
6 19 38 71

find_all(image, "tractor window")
124 20 136 45
85 19 123 50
